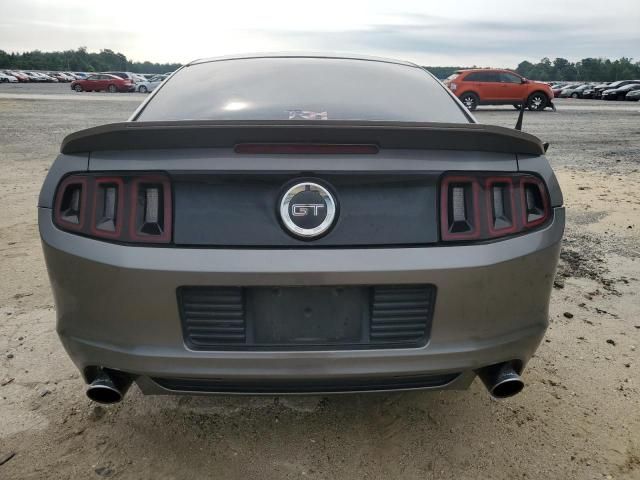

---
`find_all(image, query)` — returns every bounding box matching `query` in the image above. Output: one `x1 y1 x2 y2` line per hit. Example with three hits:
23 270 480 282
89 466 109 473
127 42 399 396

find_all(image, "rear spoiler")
60 120 545 156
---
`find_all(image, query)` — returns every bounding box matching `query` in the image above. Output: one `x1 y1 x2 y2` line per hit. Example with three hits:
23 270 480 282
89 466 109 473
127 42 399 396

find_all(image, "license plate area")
248 287 368 346
178 284 436 350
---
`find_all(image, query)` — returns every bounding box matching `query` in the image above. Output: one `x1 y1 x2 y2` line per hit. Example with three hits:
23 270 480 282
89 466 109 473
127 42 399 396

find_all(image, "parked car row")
550 80 640 101
0 70 89 82
70 72 169 93
0 69 173 93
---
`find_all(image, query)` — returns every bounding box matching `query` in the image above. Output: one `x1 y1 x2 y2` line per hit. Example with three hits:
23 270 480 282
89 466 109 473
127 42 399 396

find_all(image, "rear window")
136 57 469 123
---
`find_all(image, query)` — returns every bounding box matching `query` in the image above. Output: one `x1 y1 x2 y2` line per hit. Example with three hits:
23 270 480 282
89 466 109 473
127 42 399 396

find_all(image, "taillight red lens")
54 173 172 244
90 177 124 238
129 176 172 242
440 176 481 241
54 176 87 231
485 177 518 236
521 176 550 229
440 173 550 242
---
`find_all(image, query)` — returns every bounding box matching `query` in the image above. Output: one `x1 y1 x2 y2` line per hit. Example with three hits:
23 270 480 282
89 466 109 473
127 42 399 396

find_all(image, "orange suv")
443 69 554 111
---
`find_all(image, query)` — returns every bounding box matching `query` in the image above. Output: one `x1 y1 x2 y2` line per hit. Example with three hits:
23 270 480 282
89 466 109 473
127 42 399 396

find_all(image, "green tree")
516 60 534 78
0 50 11 68
1 47 181 73
551 58 577 81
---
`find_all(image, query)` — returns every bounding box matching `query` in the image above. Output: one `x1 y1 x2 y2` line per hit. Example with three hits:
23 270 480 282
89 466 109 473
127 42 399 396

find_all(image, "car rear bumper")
40 206 564 394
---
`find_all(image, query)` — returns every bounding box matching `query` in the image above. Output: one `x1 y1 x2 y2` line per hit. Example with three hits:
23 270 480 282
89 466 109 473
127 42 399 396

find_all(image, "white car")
136 74 168 93
62 72 81 80
28 72 57 82
0 72 18 83
132 73 147 83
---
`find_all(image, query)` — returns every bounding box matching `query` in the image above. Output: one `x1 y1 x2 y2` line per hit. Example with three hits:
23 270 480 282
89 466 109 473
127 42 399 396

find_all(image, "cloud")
0 1 639 66
255 15 640 66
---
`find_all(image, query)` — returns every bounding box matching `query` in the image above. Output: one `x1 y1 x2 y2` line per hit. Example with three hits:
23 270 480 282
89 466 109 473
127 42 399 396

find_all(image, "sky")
1 0 639 67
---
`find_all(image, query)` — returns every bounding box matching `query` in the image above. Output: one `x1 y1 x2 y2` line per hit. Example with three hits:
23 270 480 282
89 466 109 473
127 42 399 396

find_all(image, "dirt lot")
0 84 638 480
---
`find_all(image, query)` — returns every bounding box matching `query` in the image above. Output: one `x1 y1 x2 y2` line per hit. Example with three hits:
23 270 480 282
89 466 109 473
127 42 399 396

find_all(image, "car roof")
93 73 120 79
456 68 516 73
187 52 420 68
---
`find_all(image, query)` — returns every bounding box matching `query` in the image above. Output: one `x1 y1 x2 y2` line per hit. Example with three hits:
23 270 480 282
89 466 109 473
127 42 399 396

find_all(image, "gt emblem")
292 204 326 216
279 182 337 239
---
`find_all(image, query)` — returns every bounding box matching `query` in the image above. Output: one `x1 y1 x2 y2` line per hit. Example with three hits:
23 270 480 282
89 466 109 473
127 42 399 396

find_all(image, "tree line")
2 49 638 81
0 48 181 74
514 57 640 82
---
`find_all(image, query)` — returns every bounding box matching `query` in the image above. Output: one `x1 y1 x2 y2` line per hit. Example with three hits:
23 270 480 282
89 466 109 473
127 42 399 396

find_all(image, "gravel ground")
0 84 638 480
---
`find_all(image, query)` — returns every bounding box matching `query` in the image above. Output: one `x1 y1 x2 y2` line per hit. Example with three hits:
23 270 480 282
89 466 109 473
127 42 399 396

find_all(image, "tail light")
521 177 550 228
54 173 171 243
54 176 87 231
440 173 550 242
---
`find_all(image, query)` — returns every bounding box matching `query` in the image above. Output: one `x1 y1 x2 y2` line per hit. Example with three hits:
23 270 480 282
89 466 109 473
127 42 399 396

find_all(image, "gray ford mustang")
39 54 564 404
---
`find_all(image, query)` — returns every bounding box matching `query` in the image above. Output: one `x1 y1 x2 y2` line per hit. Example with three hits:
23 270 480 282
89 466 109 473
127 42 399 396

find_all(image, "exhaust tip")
86 384 123 404
476 362 524 399
490 377 524 399
86 368 132 404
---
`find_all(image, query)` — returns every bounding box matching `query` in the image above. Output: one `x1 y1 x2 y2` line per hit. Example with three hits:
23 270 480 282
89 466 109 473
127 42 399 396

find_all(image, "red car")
71 73 134 93
443 68 554 111
4 70 30 82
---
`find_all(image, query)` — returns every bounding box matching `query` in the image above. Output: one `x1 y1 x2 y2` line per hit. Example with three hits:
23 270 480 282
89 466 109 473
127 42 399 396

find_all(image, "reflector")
492 185 504 218
452 187 466 222
105 188 116 217
145 187 159 224
70 188 81 215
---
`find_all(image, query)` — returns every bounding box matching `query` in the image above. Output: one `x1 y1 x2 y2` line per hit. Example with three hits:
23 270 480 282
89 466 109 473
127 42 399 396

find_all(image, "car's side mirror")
521 78 528 84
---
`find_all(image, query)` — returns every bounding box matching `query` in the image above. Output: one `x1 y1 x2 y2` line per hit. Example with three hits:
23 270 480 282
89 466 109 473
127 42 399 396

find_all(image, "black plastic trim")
151 372 460 393
178 285 436 351
60 120 545 156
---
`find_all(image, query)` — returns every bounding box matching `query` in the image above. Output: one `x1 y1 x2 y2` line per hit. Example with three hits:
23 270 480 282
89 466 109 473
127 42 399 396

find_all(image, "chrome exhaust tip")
86 369 132 404
476 362 524 399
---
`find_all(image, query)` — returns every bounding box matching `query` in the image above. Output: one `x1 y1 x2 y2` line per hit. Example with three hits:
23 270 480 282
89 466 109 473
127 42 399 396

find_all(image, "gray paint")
37 137 562 396
38 153 88 208
40 207 563 274
88 148 518 172
518 153 564 206
38 52 564 395
41 208 562 387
